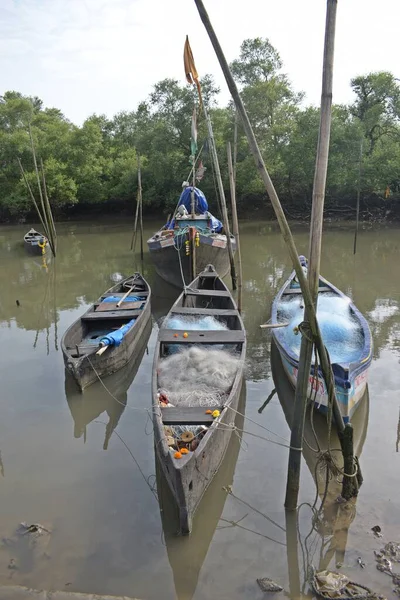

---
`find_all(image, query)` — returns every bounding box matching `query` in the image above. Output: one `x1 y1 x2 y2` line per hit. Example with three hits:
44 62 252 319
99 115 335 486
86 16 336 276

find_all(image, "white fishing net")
158 346 240 407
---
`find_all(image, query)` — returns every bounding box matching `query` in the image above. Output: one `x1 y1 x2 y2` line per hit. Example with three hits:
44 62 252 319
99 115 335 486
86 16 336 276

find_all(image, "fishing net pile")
278 293 364 364
158 346 240 407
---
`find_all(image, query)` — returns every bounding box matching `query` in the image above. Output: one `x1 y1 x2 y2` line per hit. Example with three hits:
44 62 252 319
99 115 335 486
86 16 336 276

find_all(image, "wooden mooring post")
227 141 242 311
193 0 357 507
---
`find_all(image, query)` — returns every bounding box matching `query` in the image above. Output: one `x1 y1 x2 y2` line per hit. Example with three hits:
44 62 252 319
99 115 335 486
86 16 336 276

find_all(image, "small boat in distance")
152 264 246 534
61 273 151 391
147 183 235 289
271 256 372 423
24 228 48 255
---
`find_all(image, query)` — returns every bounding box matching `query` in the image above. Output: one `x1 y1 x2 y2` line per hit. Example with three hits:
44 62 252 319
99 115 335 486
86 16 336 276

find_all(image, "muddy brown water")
0 220 399 599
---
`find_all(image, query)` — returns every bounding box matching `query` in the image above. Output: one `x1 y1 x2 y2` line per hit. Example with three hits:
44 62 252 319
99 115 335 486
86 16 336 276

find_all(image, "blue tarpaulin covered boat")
271 257 372 422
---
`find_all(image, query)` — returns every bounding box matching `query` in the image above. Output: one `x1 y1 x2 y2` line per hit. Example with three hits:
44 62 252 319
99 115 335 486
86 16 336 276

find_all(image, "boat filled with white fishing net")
152 265 246 535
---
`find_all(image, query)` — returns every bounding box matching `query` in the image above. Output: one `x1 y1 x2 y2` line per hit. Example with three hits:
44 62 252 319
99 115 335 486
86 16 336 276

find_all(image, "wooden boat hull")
154 377 244 535
148 230 236 289
61 275 151 391
278 353 368 422
271 263 372 423
152 264 246 534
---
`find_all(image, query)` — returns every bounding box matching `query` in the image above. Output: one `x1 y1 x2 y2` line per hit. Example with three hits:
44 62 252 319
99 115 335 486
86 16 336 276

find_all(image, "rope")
94 420 158 502
215 421 302 451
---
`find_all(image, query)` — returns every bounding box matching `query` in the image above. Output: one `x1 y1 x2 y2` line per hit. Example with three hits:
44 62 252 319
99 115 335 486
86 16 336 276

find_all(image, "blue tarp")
178 186 208 213
165 186 223 233
102 295 145 304
100 319 136 347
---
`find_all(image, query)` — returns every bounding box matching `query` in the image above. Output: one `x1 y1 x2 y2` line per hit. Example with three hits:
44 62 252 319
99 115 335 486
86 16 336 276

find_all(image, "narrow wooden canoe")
61 273 151 391
152 264 246 535
271 257 372 422
24 228 48 255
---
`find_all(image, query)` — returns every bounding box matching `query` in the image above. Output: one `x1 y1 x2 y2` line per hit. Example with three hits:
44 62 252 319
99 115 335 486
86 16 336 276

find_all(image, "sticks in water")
193 0 352 507
353 139 363 255
18 125 57 256
130 153 144 260
203 105 237 289
286 0 338 511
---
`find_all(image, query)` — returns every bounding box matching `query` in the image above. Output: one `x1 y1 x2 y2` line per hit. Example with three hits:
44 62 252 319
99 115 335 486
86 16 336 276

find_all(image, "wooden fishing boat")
61 273 151 391
152 264 246 534
148 205 236 289
24 228 48 255
271 257 372 423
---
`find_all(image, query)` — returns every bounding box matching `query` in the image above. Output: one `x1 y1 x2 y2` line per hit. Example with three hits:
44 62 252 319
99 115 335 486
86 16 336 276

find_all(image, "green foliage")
1 40 400 222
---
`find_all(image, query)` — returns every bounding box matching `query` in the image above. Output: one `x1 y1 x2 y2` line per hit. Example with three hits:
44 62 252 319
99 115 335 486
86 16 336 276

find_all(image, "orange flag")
184 35 203 109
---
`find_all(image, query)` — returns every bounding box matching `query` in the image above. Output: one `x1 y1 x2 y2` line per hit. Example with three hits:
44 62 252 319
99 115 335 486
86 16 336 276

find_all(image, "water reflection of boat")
65 319 151 448
156 385 245 600
271 339 369 590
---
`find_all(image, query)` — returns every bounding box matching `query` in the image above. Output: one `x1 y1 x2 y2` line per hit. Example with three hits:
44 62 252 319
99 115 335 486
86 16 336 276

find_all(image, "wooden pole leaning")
286 0 339 510
203 105 237 289
193 0 346 507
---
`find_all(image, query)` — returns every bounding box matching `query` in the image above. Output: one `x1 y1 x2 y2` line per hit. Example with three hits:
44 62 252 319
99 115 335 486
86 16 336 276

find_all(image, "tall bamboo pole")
227 142 242 311
285 0 338 510
203 105 237 289
130 155 141 252
193 0 346 497
353 139 363 255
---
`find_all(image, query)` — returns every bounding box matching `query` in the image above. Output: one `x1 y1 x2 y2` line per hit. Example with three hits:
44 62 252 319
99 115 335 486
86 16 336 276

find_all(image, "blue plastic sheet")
178 187 208 213
100 319 136 347
102 295 145 303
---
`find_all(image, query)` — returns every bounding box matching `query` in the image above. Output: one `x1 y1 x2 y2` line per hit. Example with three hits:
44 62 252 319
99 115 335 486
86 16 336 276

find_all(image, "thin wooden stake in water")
353 139 363 255
138 155 144 261
204 105 237 289
40 158 57 256
227 141 242 310
286 0 338 511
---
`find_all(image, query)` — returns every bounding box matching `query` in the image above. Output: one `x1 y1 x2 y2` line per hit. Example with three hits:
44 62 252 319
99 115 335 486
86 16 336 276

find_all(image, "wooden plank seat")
159 329 245 344
82 309 143 320
161 406 223 425
183 289 231 297
95 300 144 312
282 286 331 295
169 307 238 316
